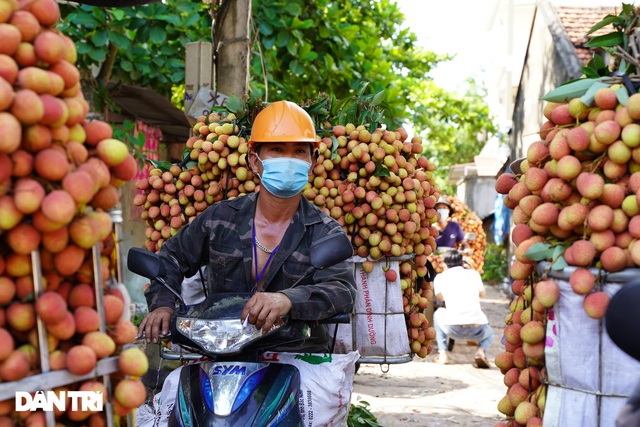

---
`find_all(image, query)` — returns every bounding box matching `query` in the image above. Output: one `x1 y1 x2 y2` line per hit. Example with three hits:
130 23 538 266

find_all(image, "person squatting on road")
137 100 357 353
433 250 494 368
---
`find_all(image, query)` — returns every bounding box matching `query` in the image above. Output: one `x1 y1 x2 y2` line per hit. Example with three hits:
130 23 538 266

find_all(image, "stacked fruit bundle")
136 113 441 358
427 196 487 274
449 197 487 272
491 84 640 426
0 0 145 424
133 112 248 252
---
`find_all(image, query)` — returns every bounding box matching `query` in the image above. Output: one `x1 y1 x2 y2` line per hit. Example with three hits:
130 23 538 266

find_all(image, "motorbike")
127 232 354 427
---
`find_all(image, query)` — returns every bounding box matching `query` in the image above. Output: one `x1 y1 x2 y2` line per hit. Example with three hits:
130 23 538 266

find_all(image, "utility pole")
212 0 251 99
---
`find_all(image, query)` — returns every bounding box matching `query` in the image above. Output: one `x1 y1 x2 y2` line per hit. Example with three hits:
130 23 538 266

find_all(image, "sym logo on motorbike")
212 365 247 375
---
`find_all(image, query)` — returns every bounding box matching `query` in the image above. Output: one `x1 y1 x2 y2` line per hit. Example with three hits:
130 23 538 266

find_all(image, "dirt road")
351 284 510 426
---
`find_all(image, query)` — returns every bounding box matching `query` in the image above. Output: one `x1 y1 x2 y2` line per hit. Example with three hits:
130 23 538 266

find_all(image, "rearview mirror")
127 247 166 280
310 233 353 270
606 280 640 361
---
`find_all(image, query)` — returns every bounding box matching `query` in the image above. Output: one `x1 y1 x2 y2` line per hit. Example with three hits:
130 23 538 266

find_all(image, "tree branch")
97 43 118 84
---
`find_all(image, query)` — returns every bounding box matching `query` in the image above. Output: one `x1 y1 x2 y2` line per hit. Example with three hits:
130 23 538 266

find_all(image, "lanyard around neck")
252 224 278 291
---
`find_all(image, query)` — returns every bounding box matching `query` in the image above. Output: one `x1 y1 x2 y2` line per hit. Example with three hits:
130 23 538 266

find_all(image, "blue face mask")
256 155 311 198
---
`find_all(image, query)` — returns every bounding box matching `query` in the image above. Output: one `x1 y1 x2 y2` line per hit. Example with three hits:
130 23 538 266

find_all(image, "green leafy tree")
250 0 444 124
58 1 211 111
58 0 497 186
416 79 499 191
250 0 498 188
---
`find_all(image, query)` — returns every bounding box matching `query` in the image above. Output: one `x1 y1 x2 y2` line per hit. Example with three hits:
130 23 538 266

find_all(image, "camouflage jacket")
144 192 356 350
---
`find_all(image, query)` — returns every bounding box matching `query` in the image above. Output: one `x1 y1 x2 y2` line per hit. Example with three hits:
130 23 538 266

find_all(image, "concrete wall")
457 176 498 221
511 2 582 161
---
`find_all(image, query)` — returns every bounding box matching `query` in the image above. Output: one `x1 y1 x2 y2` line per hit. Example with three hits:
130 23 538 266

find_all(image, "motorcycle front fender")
168 361 303 427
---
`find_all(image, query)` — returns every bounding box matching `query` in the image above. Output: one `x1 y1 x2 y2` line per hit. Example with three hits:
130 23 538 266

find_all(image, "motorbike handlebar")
156 313 350 342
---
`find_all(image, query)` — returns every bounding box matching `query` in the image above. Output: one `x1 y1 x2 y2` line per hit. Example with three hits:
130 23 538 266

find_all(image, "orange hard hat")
249 101 318 147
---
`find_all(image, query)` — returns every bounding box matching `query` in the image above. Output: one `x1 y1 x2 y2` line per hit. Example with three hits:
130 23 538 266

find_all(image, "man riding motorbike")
138 100 357 353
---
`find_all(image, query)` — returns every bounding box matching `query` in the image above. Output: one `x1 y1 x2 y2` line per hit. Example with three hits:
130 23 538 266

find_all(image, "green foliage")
58 1 211 111
171 85 186 111
481 243 508 285
251 0 498 164
251 0 442 126
331 82 387 131
59 0 497 184
524 242 568 271
347 401 383 427
541 77 607 103
418 79 499 190
582 3 637 76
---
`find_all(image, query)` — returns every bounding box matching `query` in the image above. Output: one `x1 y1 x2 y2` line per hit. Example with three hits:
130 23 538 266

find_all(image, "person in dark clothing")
434 196 466 249
137 101 357 353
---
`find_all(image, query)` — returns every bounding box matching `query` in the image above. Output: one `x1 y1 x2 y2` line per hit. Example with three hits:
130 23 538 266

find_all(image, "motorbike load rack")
330 254 419 369
534 262 640 426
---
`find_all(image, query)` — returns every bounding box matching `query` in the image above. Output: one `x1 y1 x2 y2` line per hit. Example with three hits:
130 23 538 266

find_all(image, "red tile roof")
556 6 618 64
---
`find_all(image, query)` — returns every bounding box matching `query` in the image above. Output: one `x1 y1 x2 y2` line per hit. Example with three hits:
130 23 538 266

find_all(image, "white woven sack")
331 257 410 358
262 351 360 427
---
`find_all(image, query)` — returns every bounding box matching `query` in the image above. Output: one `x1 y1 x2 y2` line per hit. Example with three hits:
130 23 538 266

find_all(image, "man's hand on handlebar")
241 292 292 334
138 307 174 343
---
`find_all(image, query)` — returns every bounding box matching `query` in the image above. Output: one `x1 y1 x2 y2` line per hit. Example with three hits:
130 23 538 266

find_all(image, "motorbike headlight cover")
176 317 280 354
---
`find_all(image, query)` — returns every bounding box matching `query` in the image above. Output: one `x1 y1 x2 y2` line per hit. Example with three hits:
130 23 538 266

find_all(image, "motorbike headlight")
176 317 280 354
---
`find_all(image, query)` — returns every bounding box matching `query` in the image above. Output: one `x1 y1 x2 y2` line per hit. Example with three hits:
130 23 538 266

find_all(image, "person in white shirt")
433 250 494 368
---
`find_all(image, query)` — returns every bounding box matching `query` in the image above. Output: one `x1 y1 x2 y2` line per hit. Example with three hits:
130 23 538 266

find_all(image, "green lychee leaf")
551 256 568 271
305 97 329 116
370 90 385 106
582 67 601 79
585 32 625 48
371 111 384 132
258 21 273 36
330 135 339 160
373 162 390 177
524 242 553 261
586 54 609 77
616 86 630 106
587 15 625 35
541 78 602 102
357 81 370 97
225 95 243 116
148 159 172 172
580 81 612 107
551 250 568 271
90 29 108 47
552 244 564 259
